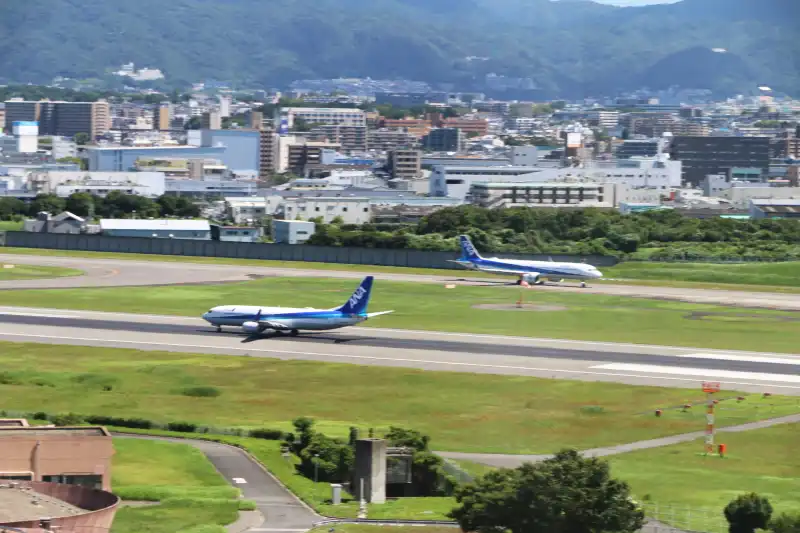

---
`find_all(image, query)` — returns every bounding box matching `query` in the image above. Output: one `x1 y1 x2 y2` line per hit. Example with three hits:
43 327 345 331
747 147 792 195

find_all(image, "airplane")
201 276 393 336
449 235 603 288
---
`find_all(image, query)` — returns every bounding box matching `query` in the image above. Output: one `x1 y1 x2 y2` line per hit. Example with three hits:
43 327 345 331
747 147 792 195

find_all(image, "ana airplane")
202 276 393 336
450 235 603 288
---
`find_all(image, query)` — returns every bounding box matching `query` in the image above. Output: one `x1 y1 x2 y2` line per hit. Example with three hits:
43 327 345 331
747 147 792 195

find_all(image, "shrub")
85 415 153 429
724 493 773 533
182 386 221 398
0 371 21 385
248 428 285 440
167 422 197 433
31 411 49 421
238 500 257 511
51 413 85 426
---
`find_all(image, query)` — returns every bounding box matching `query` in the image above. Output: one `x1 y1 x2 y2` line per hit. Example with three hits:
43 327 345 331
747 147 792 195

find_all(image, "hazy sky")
593 0 682 5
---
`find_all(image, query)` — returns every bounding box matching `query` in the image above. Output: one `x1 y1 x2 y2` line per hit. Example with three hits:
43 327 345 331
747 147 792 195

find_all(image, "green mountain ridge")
0 0 796 97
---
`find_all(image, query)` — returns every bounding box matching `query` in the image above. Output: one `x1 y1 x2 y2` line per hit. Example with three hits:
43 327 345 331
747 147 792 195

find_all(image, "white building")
219 96 231 118
13 121 38 153
430 166 549 199
724 186 800 208
29 171 166 197
51 137 78 160
283 196 371 224
589 110 620 129
280 107 366 128
469 181 660 209
226 197 267 224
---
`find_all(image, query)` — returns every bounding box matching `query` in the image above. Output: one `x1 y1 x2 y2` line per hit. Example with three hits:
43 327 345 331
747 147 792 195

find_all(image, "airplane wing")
367 311 394 318
258 320 291 331
479 266 541 276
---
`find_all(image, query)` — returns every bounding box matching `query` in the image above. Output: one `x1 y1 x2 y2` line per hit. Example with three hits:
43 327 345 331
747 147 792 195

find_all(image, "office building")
280 107 366 128
441 118 489 136
423 128 464 152
750 199 800 219
250 110 265 130
200 129 260 172
283 196 371 224
379 118 432 137
671 136 771 185
375 93 428 107
51 136 78 160
154 104 172 130
226 198 268 224
389 149 422 180
219 95 231 118
367 129 419 151
87 145 226 171
589 110 620 129
201 111 222 130
0 103 5 131
469 182 652 209
4 99 111 139
308 125 368 153
29 170 166 196
615 139 661 159
12 121 38 153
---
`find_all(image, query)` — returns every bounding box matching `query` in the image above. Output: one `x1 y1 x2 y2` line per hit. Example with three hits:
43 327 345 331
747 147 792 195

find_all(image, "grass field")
0 263 82 280
111 438 243 533
609 423 800 533
0 221 23 231
309 527 457 533
3 276 799 352
2 342 799 454
2 246 799 291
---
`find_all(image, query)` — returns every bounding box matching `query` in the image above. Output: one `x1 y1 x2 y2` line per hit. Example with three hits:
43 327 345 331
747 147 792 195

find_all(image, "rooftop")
99 219 211 231
0 485 84 522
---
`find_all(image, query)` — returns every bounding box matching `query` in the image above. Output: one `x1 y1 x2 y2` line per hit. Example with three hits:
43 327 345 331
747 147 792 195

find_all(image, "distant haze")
592 0 682 5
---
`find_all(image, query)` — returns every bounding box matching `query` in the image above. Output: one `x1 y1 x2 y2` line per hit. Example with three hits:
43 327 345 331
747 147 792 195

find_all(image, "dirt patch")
472 303 569 312
686 311 800 322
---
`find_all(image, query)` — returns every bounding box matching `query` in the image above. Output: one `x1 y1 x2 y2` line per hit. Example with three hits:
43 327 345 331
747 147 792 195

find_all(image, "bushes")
248 428 285 440
167 422 198 433
85 415 154 429
182 386 222 398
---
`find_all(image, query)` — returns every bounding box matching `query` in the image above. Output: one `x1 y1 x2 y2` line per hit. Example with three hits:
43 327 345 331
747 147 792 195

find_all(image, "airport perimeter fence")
640 502 728 533
0 231 618 269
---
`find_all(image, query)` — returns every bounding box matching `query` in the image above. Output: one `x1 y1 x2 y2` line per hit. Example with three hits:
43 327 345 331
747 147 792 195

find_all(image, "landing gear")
580 282 587 288
289 329 300 337
216 325 222 332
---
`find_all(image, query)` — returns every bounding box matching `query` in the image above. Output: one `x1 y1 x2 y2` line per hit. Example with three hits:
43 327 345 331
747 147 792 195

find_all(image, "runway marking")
232 477 247 484
0 306 795 358
0 311 80 319
591 363 800 384
1 331 799 390
676 352 800 366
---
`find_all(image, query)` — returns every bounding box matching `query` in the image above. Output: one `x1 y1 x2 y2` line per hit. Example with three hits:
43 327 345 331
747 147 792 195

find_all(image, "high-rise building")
202 111 222 130
670 136 771 186
287 141 341 175
0 103 5 132
3 99 110 139
259 129 278 179
280 107 366 128
250 110 264 130
388 149 421 180
154 104 172 131
422 128 464 152
367 129 419 152
219 95 231 118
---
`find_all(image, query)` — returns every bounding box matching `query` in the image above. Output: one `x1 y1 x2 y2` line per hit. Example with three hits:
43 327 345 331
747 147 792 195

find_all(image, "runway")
1 306 798 394
0 252 799 310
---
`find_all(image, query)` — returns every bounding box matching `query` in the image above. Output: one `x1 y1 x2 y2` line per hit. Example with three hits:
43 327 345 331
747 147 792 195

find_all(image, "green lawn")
2 342 799 454
0 263 83 280
111 438 244 533
609 423 800 533
3 245 800 291
606 261 800 290
0 221 23 231
3 276 800 352
310 527 457 533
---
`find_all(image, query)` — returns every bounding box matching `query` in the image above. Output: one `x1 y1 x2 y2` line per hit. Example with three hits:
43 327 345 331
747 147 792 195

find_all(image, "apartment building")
287 141 341 175
440 118 489 136
201 111 222 130
280 107 366 128
308 124 368 153
389 149 422 180
283 196 371 224
589 110 620 130
259 129 278 178
422 128 464 152
153 104 172 131
379 118 432 137
0 103 5 131
367 129 419 151
4 99 111 138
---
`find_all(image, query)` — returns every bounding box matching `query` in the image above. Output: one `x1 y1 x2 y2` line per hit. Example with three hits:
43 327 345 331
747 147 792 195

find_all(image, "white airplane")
202 276 393 336
450 235 603 288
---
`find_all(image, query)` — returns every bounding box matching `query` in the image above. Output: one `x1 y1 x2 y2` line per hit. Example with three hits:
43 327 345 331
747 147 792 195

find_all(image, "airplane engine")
242 321 263 334
521 273 541 284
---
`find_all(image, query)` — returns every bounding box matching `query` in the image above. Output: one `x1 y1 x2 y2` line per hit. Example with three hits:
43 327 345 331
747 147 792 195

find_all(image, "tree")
450 449 644 533
29 194 66 216
770 513 800 533
184 116 203 130
65 192 95 218
73 132 90 145
724 493 773 533
293 117 312 132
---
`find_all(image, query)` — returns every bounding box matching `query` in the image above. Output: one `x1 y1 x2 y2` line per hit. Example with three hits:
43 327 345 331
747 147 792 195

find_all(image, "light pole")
313 453 320 483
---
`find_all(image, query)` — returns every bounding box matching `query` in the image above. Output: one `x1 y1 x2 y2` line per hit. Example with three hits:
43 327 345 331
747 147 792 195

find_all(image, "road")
1 306 798 394
0 253 799 310
117 434 319 533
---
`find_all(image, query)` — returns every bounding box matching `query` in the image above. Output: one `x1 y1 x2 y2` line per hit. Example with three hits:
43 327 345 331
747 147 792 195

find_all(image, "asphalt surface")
1 253 799 310
117 434 319 533
1 306 798 394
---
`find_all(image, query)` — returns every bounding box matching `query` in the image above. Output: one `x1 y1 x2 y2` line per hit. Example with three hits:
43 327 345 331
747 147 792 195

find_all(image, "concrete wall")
0 232 619 268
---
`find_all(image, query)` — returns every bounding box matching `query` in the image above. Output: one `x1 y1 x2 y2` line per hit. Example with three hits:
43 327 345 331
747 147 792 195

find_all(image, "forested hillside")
308 206 800 261
0 0 797 97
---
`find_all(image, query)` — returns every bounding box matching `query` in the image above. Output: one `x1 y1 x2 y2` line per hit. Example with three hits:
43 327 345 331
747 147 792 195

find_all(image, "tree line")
306 206 800 261
0 192 200 221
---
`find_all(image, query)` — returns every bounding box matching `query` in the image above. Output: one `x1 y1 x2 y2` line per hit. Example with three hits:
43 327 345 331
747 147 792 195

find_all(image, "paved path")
116 434 319 533
439 413 800 468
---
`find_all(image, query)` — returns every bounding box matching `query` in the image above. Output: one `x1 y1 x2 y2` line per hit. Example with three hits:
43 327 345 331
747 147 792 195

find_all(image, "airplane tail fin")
458 235 482 261
338 276 374 316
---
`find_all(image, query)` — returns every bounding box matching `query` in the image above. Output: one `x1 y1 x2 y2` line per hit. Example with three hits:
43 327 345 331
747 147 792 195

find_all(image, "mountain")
0 0 796 97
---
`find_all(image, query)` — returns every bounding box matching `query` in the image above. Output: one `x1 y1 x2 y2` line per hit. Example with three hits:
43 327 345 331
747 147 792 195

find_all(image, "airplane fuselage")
453 257 603 281
202 305 365 331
